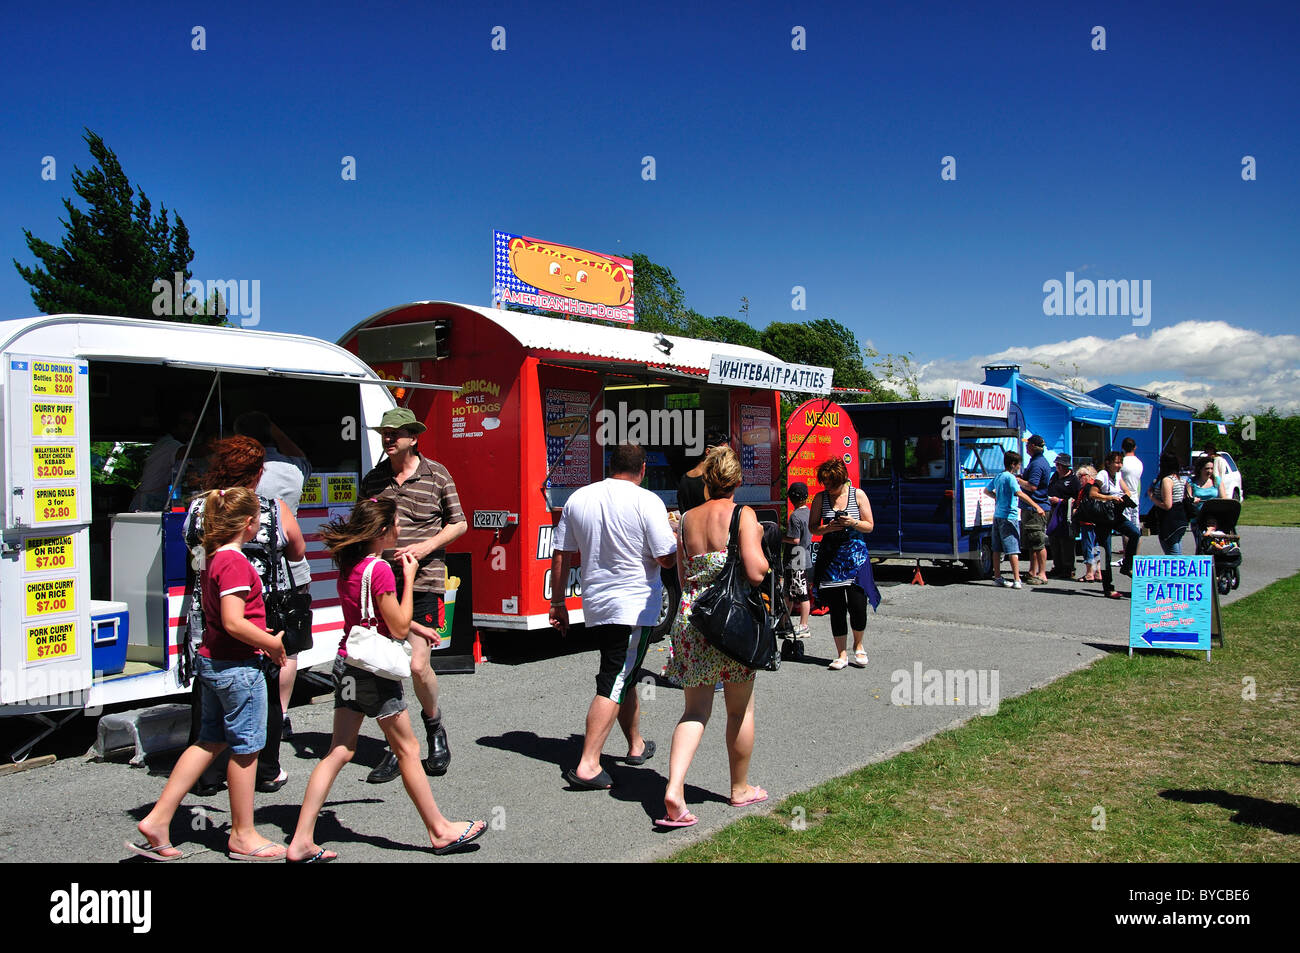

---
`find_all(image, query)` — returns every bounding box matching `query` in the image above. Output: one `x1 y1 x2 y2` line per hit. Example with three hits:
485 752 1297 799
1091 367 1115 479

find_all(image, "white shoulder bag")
344 557 412 681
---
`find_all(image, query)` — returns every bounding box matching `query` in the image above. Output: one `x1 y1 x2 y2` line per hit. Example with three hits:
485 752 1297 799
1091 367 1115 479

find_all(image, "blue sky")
2 0 1296 411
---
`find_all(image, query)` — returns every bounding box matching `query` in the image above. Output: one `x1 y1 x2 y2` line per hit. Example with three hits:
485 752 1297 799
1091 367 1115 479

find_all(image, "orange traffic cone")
911 563 925 585
472 631 483 664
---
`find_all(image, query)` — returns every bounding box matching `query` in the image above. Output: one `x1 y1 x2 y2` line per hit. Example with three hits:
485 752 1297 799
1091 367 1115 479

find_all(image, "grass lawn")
669 573 1300 862
1239 496 1300 528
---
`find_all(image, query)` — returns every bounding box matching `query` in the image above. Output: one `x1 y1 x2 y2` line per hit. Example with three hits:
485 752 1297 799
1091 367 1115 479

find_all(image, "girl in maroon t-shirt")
287 498 485 861
128 488 289 861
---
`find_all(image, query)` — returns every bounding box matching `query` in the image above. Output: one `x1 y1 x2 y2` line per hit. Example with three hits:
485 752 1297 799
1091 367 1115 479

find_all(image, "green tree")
684 311 763 349
630 253 689 333
13 129 218 323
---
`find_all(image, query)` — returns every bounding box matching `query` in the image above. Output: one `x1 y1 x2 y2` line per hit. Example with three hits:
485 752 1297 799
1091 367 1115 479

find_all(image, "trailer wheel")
976 538 995 579
650 569 681 643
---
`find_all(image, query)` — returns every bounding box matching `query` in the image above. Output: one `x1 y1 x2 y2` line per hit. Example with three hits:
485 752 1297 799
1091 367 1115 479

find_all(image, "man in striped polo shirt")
361 408 467 783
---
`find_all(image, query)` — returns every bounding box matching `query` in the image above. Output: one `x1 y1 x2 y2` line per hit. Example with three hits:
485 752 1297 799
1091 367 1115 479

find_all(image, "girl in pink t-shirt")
287 498 485 861
128 488 288 861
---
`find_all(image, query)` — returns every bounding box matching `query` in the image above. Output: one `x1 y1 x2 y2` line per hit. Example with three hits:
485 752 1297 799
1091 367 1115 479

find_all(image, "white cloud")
913 321 1300 416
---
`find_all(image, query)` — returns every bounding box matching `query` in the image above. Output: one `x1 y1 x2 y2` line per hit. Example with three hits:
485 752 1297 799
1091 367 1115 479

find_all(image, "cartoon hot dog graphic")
545 415 589 438
509 237 632 307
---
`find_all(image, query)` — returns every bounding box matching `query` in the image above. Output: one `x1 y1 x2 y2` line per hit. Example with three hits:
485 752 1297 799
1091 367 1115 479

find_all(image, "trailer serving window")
1071 421 1108 470
87 360 365 600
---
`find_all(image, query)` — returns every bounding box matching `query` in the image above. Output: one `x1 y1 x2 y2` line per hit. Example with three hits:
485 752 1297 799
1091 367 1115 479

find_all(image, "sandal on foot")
125 840 183 862
563 767 613 790
287 847 337 863
624 740 656 765
730 786 769 807
655 811 699 828
432 821 486 855
828 658 848 670
850 650 868 668
228 842 287 862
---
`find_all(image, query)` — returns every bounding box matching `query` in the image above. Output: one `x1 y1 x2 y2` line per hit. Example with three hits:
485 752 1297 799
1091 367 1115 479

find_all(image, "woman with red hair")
183 436 307 796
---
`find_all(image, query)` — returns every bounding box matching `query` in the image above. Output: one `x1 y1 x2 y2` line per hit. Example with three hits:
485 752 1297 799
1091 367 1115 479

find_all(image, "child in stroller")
1196 498 1242 595
759 519 798 660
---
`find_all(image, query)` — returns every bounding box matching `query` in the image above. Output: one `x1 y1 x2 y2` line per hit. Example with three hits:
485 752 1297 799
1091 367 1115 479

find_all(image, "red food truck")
337 301 784 640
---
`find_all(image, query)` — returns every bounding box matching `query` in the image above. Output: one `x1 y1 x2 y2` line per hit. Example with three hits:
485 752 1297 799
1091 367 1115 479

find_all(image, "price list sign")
5 355 90 671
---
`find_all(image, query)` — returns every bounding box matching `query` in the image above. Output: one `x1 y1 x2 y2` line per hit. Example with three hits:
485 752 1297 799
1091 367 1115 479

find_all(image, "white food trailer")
0 314 417 760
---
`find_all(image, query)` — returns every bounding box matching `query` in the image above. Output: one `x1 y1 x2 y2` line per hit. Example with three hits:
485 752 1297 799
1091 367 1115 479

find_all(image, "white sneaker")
996 576 1011 587
794 623 811 638
1012 579 1023 589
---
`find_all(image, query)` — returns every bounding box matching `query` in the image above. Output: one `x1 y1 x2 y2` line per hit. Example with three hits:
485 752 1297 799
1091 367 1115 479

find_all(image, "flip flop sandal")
655 811 699 828
827 658 848 670
228 842 287 862
850 651 868 668
432 821 486 855
287 847 337 864
564 767 613 790
124 840 184 862
625 740 656 765
730 786 769 807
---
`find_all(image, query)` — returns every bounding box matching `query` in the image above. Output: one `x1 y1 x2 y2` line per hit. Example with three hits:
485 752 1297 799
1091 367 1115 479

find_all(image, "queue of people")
130 411 1210 859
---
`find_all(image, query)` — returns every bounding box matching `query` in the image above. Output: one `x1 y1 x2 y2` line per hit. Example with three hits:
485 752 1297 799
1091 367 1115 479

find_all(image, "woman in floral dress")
660 446 770 827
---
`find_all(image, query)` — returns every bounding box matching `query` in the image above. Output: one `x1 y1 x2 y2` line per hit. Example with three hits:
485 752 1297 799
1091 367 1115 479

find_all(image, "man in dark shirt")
1046 452 1080 578
1017 435 1052 585
675 430 728 513
360 408 467 783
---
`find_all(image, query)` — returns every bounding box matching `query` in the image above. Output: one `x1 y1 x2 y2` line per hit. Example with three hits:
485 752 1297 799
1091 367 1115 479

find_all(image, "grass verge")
668 573 1300 862
1239 496 1300 528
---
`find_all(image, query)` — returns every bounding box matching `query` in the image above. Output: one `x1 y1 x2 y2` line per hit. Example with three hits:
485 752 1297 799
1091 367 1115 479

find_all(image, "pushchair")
759 521 797 663
1196 498 1242 595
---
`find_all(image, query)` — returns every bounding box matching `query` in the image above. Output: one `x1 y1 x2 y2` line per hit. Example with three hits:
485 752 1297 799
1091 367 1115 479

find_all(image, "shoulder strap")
360 557 379 625
727 505 743 558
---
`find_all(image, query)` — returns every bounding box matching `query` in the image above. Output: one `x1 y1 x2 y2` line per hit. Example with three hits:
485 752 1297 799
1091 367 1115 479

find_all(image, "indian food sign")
492 230 635 324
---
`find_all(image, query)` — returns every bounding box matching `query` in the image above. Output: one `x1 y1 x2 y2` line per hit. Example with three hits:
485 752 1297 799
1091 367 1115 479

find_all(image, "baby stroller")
1196 498 1242 595
759 521 797 663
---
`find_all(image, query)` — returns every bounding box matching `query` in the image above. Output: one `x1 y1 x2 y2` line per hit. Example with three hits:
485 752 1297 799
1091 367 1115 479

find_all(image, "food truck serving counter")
0 314 401 759
338 301 783 635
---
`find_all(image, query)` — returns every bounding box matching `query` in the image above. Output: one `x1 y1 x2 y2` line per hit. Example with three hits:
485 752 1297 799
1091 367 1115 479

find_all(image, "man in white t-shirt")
550 444 677 790
1119 437 1144 572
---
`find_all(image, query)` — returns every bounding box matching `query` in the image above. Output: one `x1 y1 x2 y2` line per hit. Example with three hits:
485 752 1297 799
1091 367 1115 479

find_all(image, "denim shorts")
196 656 267 754
993 517 1021 555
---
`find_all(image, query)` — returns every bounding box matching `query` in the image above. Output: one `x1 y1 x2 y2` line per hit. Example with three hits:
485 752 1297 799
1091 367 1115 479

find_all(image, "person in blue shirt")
1016 435 1053 585
984 451 1045 589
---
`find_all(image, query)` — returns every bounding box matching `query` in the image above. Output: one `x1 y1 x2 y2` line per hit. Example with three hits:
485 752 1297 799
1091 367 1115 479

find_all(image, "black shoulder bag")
688 506 779 672
262 502 314 656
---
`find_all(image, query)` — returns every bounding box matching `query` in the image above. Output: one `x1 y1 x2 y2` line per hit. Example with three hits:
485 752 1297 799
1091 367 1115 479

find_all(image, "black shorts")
591 624 653 704
412 591 445 632
333 656 406 720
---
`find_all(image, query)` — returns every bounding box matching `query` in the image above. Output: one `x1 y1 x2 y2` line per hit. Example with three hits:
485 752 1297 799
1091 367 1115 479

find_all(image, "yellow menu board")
326 474 358 504
31 402 76 437
32 445 76 481
26 621 77 663
300 476 322 507
24 535 75 572
33 486 78 523
25 576 77 618
30 360 77 397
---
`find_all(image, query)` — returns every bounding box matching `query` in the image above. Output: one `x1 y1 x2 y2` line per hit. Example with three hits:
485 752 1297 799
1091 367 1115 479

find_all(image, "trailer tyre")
650 569 681 643
976 537 995 579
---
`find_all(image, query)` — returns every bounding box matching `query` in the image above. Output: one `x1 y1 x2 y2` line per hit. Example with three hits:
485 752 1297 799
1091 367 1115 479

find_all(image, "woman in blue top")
1187 455 1228 547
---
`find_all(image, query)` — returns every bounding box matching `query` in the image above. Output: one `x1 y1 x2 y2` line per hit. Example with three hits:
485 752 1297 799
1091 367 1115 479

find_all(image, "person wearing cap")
1016 435 1053 585
359 408 466 783
1045 452 1080 578
782 482 812 637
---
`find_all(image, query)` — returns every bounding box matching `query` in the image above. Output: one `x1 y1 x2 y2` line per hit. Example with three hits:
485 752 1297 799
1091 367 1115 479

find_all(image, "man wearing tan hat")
360 408 467 783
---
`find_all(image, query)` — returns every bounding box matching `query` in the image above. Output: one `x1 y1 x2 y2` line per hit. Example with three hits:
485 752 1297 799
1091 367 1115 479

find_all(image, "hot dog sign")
493 230 635 324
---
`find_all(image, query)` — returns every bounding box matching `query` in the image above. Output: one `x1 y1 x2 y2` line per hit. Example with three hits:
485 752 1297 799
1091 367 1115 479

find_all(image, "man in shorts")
360 408 466 782
549 444 677 790
1017 434 1052 585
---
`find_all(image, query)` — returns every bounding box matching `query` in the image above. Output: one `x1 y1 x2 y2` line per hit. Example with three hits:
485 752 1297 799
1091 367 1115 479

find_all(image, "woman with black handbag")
1089 451 1136 600
184 436 308 794
1147 451 1191 555
660 446 769 828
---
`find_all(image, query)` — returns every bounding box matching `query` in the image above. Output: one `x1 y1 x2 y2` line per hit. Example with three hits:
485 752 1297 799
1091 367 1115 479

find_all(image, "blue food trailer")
839 381 1025 578
982 364 1114 471
1088 385 1195 516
